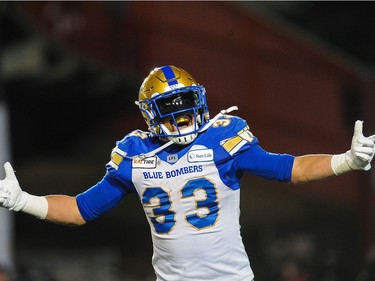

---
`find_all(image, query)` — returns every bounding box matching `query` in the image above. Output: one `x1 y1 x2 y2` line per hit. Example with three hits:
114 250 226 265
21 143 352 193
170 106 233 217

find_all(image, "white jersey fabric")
120 115 254 280
133 144 253 281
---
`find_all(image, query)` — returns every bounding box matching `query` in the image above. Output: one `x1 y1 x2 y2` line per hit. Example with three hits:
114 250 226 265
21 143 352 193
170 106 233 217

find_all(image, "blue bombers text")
143 165 203 179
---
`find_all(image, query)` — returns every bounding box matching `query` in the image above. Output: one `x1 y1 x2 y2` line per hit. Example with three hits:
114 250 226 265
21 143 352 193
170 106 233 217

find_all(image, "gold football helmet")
136 65 209 144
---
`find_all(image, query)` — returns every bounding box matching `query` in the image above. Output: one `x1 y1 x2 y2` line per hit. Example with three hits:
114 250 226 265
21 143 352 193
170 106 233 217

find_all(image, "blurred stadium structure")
1 2 375 281
0 93 13 271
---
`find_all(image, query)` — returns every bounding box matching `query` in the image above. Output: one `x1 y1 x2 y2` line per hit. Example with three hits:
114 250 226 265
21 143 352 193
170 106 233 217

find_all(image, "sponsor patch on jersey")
187 149 214 163
132 156 157 169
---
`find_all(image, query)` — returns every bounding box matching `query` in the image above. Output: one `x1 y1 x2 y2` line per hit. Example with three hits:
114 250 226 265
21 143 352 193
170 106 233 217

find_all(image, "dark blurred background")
1 2 375 281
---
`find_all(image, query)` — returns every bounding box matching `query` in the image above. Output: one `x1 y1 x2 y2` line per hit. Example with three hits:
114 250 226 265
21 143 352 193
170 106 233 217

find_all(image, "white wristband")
331 152 352 175
19 192 48 219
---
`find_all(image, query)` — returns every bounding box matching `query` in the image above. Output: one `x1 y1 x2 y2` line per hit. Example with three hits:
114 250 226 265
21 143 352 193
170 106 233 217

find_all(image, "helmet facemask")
138 86 208 145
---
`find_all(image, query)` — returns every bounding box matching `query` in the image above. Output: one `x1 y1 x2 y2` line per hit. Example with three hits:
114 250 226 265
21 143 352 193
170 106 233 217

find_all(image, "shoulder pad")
206 115 258 156
209 115 254 139
107 130 153 170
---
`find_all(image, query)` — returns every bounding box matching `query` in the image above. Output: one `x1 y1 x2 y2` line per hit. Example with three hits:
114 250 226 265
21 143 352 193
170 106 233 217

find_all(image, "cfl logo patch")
167 154 178 163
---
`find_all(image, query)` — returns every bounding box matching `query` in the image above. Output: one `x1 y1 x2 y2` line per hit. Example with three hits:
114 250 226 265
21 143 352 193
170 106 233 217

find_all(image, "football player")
1 65 375 281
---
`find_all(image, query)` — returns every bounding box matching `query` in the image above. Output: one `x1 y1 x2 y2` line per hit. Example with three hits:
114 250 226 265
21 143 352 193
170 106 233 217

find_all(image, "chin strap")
198 105 238 133
131 106 238 160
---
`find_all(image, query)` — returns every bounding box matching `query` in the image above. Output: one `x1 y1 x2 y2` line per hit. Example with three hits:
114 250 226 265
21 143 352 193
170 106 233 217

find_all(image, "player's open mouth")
172 115 192 130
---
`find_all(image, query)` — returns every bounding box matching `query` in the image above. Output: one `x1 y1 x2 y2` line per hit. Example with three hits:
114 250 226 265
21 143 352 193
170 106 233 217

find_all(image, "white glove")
0 162 26 211
331 120 375 175
0 162 48 219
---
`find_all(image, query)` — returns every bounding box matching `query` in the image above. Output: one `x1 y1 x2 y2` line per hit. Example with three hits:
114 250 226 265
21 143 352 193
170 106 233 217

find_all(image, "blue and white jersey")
77 115 295 281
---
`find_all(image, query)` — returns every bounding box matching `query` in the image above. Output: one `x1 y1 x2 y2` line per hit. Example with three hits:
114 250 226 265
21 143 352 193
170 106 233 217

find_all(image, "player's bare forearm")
291 155 335 184
45 195 86 226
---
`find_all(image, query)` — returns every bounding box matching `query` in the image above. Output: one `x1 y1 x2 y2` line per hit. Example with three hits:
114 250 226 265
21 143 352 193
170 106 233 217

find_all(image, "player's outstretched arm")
0 162 86 226
45 195 86 226
291 120 375 184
